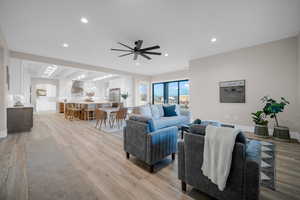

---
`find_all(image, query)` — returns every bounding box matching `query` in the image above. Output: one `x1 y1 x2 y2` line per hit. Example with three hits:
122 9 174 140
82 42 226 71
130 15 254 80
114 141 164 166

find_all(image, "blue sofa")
134 104 191 130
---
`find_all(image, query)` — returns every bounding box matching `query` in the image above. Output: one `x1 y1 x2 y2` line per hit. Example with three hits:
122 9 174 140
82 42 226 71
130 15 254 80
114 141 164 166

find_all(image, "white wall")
58 79 72 99
8 58 31 105
0 27 9 138
298 35 300 112
151 69 189 83
94 80 107 99
31 78 59 112
190 37 300 132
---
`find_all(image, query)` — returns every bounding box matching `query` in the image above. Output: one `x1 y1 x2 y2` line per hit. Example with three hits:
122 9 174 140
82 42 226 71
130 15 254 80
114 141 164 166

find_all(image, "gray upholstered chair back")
178 131 261 200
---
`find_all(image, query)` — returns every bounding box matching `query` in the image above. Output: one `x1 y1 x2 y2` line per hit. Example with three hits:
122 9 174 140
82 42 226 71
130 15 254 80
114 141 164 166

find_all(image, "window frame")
152 79 189 105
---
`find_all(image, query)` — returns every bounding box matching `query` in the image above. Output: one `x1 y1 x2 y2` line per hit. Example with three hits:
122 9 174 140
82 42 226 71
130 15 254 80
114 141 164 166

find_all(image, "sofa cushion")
163 105 177 117
175 104 181 116
129 115 155 132
139 105 152 118
150 104 164 119
152 115 189 131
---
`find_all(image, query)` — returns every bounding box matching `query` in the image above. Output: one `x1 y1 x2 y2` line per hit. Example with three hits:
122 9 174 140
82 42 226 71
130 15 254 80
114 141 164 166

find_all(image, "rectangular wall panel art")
219 80 245 103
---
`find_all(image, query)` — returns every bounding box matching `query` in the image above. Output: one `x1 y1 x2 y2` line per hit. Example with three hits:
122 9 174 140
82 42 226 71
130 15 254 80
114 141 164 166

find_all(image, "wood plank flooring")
0 113 300 200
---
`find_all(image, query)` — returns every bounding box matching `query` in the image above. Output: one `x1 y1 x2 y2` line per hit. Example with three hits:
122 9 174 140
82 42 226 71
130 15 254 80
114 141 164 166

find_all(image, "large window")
152 80 189 109
153 83 164 104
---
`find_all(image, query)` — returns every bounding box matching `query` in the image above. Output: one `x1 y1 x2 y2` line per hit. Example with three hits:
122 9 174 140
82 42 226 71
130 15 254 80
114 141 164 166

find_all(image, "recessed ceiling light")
211 37 217 43
62 43 69 48
164 53 169 57
80 17 88 24
135 62 140 66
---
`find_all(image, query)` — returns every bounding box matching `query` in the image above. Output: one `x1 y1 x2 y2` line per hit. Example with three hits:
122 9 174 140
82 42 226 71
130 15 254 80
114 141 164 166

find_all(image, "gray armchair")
178 128 261 200
124 115 178 172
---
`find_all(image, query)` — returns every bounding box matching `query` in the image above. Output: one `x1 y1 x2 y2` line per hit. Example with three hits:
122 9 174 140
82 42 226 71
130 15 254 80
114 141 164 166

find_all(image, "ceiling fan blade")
135 40 143 50
119 52 134 57
140 45 160 51
118 42 134 50
111 48 133 52
142 51 162 55
133 53 138 60
140 53 152 60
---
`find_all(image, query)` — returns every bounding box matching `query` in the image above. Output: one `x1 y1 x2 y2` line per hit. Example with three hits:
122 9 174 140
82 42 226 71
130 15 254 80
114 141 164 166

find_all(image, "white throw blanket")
201 125 241 191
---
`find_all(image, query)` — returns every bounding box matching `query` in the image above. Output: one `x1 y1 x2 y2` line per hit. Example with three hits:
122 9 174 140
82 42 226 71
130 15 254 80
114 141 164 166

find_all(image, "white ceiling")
23 60 112 81
1 0 300 75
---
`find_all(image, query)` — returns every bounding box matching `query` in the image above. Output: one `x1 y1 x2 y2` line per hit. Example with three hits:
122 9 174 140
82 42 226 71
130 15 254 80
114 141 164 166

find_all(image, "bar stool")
95 109 108 129
66 103 81 120
83 104 96 120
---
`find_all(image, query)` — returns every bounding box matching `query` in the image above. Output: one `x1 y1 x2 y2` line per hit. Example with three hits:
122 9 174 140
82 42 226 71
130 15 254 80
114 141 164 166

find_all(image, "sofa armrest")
146 126 178 164
178 139 185 181
124 120 149 161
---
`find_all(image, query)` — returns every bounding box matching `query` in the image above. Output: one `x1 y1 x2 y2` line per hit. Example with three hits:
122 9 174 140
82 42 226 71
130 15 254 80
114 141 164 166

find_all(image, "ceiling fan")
111 40 162 60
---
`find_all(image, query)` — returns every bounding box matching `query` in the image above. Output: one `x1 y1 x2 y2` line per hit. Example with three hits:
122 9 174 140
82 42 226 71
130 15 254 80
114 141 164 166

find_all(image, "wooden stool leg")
172 153 176 160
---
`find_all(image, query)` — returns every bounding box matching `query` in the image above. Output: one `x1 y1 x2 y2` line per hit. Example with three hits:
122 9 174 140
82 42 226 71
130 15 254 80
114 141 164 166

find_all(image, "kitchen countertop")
58 101 112 104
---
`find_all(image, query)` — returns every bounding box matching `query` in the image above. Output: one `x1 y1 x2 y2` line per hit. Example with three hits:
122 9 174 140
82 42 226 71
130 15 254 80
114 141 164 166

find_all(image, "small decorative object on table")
261 96 290 142
251 110 269 138
85 91 95 102
121 92 129 107
13 95 24 107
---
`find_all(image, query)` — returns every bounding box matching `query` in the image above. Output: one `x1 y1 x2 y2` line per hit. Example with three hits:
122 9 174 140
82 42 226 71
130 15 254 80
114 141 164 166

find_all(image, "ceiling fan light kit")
111 40 162 60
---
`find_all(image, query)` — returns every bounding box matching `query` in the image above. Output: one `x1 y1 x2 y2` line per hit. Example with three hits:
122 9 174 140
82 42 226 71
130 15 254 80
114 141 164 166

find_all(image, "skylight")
42 65 58 78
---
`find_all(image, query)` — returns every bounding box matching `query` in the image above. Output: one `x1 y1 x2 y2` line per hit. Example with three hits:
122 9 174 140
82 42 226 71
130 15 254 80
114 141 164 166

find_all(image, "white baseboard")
0 129 7 138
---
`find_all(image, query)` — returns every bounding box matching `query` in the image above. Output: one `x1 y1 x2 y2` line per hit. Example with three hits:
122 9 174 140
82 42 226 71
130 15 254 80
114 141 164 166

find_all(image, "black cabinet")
7 107 33 133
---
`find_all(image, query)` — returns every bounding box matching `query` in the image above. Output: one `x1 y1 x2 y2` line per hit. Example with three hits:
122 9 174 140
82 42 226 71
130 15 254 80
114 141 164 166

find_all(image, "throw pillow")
163 105 177 117
175 104 181 116
139 105 152 118
157 104 164 117
150 105 161 119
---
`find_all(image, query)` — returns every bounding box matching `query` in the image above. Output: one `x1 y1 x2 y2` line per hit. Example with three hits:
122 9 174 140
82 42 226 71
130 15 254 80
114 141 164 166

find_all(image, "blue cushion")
163 105 177 117
152 116 189 131
129 115 155 132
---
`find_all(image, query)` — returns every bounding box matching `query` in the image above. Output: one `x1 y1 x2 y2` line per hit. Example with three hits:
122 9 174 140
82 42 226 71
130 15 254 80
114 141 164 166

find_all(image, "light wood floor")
0 113 300 200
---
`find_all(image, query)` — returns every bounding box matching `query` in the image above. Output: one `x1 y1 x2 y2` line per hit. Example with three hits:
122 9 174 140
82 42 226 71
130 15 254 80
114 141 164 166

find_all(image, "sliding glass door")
152 80 189 109
179 80 189 110
167 82 179 104
153 83 164 104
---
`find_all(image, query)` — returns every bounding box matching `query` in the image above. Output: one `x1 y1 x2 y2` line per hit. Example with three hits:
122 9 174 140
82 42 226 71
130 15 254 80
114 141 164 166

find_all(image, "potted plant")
251 110 269 138
261 96 290 141
121 92 129 107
